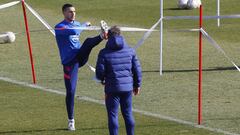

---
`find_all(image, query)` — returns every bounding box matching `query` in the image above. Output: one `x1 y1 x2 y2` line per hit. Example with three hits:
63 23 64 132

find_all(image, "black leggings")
76 35 103 67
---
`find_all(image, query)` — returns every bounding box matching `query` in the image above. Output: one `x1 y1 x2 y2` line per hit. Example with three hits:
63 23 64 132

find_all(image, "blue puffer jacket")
96 35 142 93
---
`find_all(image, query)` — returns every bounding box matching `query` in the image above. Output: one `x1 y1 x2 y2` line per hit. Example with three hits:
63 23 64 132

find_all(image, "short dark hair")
62 4 73 12
109 26 121 37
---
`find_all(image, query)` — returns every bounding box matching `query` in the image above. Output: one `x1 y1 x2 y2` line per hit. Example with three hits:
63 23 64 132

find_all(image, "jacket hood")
106 35 125 50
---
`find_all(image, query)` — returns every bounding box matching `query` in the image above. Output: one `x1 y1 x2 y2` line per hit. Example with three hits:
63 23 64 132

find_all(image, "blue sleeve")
132 50 142 88
96 51 106 81
55 23 76 35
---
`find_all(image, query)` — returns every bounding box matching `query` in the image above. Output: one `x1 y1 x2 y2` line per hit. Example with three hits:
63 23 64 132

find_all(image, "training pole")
159 0 163 75
21 0 36 84
217 0 220 27
198 5 203 125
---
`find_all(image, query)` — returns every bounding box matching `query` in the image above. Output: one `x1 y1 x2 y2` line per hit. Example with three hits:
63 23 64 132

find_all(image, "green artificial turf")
0 0 239 134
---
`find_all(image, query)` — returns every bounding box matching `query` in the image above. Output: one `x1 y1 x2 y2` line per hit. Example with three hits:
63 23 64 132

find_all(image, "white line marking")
0 1 20 10
0 76 239 135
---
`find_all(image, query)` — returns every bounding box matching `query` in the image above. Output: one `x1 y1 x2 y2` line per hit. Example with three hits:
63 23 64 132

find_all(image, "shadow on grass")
0 126 107 134
79 126 107 131
164 7 190 11
143 66 237 73
0 128 67 134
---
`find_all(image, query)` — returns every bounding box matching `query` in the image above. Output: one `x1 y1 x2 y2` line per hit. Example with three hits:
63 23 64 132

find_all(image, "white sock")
68 119 74 122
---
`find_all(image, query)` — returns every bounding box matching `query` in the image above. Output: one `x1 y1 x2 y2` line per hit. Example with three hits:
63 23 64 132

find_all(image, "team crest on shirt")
69 35 80 49
70 35 79 42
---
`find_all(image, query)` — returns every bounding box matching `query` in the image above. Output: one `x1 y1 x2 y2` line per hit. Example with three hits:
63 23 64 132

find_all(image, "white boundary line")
0 76 239 135
0 1 20 10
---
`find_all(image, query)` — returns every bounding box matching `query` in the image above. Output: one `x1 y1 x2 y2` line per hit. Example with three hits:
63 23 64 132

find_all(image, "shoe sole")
100 20 109 32
100 20 109 39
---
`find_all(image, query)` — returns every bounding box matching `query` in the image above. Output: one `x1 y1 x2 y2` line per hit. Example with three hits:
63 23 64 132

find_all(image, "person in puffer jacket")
96 26 142 135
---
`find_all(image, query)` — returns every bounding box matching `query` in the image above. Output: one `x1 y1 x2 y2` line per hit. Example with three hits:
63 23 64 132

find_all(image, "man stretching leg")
55 3 109 131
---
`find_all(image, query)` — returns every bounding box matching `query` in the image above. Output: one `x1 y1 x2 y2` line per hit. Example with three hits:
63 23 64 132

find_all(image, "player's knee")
109 119 119 130
108 114 119 130
123 114 135 128
126 118 135 128
66 90 75 98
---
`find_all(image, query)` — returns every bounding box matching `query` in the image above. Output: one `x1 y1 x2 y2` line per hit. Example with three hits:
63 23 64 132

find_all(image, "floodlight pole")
198 5 203 125
160 0 163 75
21 0 36 84
217 0 220 27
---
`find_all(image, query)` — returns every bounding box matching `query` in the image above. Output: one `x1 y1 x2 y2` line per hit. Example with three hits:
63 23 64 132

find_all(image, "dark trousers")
105 91 135 135
63 35 102 119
